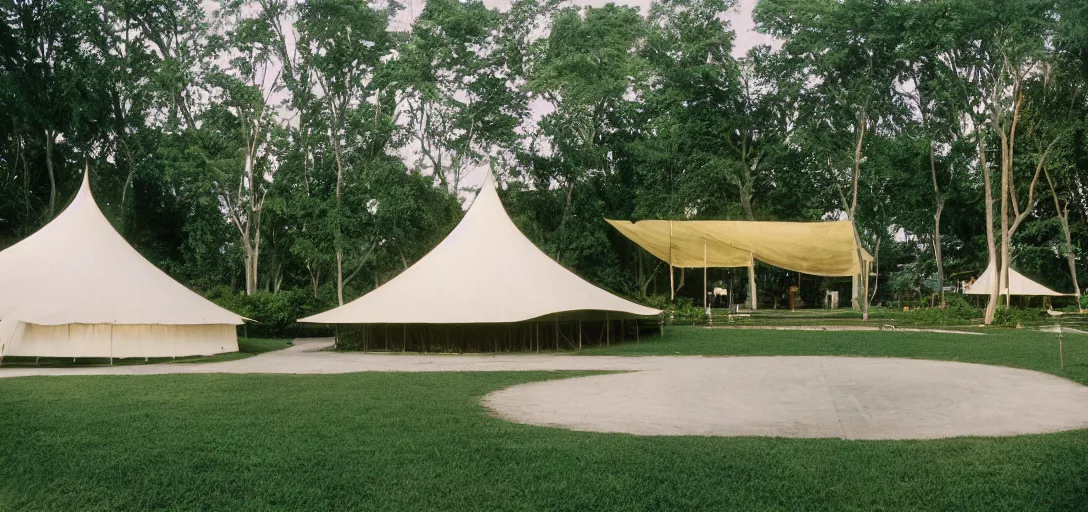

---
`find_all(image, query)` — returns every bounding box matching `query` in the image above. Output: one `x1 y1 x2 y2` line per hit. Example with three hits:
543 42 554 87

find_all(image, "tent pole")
578 321 582 350
863 260 870 320
606 312 611 346
110 325 114 366
669 220 675 302
748 255 757 310
1059 327 1065 369
703 243 709 317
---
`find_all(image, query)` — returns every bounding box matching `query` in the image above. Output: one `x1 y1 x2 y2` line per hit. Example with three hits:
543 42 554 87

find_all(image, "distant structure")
0 172 244 361
962 264 1069 297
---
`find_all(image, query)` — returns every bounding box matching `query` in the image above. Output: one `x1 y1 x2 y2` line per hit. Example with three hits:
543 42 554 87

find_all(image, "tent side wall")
1 322 238 358
335 317 657 353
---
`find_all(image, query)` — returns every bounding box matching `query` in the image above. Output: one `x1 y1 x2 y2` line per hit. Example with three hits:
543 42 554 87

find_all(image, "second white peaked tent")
0 172 244 360
963 263 1068 297
300 173 661 325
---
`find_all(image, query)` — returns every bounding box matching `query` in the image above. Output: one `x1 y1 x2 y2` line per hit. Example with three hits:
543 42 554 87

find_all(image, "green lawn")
0 337 291 368
585 327 1088 382
1 329 1087 511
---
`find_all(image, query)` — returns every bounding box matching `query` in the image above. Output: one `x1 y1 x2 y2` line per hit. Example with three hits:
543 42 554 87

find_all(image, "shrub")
643 295 707 325
992 306 1044 327
212 290 336 338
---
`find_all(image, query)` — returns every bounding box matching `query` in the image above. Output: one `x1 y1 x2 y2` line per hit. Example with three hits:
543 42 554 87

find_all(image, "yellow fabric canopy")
605 219 872 277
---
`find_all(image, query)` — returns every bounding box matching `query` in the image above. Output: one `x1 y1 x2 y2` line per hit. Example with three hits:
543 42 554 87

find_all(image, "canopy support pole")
669 220 675 302
863 259 871 320
578 321 582 350
703 244 709 315
748 255 757 310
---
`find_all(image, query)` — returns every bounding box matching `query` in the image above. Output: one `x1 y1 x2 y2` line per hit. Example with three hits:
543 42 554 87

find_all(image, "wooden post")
669 220 675 301
606 312 611 346
748 255 757 310
863 260 870 320
578 321 582 350
703 243 708 314
1059 327 1065 369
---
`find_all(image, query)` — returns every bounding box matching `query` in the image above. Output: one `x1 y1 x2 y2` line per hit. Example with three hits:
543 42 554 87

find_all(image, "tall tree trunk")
44 129 57 218
930 143 945 307
1043 168 1080 311
998 130 1011 311
331 104 346 305
307 263 321 298
848 114 869 320
995 91 1025 310
336 249 345 306
979 135 999 325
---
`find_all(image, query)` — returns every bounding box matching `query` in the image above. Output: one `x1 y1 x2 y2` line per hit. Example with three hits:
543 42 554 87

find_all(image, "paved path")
4 338 1088 440
484 356 1088 440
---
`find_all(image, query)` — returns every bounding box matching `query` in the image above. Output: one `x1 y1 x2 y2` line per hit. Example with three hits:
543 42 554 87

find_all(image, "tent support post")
863 260 870 320
748 258 757 310
635 319 640 344
606 312 611 346
703 243 709 318
578 321 582 350
669 220 675 302
1059 327 1065 369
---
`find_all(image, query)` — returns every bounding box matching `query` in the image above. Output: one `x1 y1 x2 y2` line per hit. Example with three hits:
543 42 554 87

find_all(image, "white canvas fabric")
0 320 237 358
0 172 241 359
0 172 243 326
963 263 1068 296
300 174 661 324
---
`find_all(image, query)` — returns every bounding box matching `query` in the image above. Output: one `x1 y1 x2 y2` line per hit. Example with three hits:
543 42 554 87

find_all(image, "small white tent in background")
0 171 244 361
962 263 1068 297
300 172 659 348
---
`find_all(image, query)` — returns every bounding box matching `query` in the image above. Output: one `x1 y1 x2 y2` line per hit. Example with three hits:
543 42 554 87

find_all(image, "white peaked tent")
0 172 243 360
300 173 661 325
962 263 1068 296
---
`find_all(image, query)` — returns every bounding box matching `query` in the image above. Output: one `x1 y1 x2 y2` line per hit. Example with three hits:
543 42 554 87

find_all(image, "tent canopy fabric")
0 172 244 326
605 219 872 277
300 174 661 324
962 263 1068 297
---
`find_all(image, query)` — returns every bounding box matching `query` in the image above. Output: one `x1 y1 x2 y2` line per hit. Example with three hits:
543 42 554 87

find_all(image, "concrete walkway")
484 356 1088 440
3 338 1088 440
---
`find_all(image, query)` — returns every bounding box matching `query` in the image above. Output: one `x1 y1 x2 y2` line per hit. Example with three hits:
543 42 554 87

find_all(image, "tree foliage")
0 0 1085 318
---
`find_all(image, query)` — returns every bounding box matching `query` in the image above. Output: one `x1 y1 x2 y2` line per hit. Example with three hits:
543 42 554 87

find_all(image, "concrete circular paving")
483 356 1088 440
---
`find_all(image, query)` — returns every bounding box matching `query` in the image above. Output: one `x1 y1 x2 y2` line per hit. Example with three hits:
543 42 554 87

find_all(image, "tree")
206 0 285 295
756 0 906 318
297 0 399 305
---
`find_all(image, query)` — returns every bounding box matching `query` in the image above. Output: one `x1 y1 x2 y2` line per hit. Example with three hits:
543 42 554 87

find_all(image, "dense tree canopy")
1 0 1085 323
